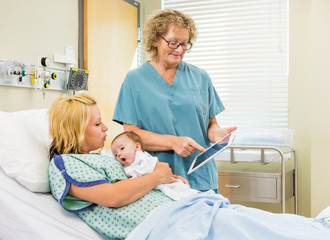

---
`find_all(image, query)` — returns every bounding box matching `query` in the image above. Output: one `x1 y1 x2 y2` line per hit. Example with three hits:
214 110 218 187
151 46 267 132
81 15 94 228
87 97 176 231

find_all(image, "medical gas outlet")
38 57 58 89
0 50 88 95
0 57 66 91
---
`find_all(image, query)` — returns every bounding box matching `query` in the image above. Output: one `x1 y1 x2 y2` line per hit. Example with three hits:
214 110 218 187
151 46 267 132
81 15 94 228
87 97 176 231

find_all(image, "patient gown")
48 153 172 240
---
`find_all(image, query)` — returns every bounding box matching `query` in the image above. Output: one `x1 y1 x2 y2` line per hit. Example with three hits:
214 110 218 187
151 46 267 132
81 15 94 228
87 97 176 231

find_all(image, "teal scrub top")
113 61 225 191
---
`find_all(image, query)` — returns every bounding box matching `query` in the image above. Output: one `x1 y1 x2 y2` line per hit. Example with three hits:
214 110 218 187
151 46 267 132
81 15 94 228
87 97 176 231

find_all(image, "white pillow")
0 109 51 192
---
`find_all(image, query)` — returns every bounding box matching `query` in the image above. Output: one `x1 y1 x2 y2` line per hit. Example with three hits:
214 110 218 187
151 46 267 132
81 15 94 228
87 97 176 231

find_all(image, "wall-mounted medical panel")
0 58 68 91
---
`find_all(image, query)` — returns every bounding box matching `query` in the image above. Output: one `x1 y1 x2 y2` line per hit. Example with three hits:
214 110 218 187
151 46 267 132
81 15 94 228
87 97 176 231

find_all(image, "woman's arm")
207 117 237 143
68 162 175 208
124 123 205 157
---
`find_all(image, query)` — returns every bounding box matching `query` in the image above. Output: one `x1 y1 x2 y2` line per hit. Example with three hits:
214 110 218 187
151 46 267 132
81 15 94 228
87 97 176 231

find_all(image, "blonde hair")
143 9 197 60
111 131 145 152
48 94 97 159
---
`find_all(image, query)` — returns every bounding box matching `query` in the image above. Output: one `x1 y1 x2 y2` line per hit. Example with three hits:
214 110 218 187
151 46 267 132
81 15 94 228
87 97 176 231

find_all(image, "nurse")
113 9 236 192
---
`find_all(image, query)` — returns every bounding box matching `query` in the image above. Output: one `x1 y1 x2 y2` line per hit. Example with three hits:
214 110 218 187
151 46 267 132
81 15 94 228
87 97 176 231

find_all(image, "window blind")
162 0 289 135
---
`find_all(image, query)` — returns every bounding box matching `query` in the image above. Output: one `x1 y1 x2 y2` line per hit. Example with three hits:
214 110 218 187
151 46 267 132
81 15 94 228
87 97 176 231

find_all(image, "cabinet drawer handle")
225 184 240 188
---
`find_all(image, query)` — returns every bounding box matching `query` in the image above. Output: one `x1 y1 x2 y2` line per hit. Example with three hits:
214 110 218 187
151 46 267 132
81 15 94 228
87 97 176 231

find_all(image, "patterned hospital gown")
48 153 173 240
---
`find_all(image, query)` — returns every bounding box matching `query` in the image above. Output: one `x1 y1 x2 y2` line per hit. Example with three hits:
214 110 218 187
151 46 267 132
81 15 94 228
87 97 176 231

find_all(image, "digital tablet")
187 131 236 174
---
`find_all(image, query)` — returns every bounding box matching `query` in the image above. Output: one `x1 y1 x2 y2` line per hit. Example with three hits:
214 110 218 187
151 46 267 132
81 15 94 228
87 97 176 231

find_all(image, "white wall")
289 0 313 217
289 0 330 217
0 0 78 111
309 0 330 217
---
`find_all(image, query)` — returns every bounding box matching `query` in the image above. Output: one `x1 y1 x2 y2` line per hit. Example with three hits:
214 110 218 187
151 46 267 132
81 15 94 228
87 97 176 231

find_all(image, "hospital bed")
1 109 328 240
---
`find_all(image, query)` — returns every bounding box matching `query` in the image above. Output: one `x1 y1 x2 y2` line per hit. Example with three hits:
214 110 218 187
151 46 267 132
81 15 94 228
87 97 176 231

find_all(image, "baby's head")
111 131 145 166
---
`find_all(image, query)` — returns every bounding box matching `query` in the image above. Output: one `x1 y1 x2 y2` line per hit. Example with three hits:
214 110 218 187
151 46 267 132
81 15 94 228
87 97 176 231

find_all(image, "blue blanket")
127 193 330 240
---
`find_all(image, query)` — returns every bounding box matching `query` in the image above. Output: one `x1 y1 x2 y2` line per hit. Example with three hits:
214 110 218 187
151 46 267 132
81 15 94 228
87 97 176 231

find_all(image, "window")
162 0 289 138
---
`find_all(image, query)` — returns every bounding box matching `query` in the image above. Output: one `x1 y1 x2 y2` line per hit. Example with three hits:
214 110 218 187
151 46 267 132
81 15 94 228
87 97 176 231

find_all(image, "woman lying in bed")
48 94 330 240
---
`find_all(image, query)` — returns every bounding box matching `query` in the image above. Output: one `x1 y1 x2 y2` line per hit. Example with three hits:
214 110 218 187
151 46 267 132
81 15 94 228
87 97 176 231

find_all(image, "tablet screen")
188 131 235 174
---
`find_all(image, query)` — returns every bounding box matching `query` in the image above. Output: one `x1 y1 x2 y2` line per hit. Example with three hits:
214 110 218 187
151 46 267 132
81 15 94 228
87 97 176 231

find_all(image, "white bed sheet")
214 148 291 163
0 167 106 240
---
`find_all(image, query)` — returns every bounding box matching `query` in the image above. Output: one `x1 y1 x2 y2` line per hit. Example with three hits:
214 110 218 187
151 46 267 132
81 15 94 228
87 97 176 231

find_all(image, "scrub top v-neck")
113 61 224 191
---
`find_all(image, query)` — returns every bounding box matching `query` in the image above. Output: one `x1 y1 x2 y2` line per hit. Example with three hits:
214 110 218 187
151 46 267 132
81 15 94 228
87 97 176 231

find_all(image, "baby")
103 131 199 201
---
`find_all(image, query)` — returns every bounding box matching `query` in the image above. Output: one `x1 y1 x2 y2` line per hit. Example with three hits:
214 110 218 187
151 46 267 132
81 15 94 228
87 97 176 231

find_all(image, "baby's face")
111 134 141 166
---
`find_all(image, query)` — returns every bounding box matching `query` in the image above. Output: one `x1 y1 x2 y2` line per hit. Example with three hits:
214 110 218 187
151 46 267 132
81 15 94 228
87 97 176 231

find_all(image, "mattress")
0 167 106 240
214 147 292 163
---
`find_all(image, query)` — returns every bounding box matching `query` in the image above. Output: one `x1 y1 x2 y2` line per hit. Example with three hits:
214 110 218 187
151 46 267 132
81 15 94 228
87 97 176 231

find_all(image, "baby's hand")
172 174 190 186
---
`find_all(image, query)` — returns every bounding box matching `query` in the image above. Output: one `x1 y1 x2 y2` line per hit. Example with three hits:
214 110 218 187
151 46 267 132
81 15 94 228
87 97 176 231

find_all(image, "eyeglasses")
161 36 192 50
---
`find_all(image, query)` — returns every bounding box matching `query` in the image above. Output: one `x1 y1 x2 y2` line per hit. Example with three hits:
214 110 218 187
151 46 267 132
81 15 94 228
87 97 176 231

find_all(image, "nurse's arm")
124 123 205 157
207 117 237 143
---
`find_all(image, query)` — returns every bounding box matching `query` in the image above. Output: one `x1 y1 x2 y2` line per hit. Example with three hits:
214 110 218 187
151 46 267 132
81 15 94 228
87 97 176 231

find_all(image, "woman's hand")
172 136 206 157
153 162 189 185
153 161 177 184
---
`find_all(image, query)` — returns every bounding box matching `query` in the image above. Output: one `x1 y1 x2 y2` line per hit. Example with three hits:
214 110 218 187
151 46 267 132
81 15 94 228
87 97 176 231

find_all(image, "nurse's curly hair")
143 9 197 61
48 94 97 159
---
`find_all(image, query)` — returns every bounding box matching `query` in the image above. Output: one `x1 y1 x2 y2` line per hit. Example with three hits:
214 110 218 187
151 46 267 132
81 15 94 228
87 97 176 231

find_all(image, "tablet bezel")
187 131 235 175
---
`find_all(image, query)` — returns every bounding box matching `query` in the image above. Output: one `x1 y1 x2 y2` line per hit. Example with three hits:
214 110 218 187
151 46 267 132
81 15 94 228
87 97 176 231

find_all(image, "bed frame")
216 145 297 213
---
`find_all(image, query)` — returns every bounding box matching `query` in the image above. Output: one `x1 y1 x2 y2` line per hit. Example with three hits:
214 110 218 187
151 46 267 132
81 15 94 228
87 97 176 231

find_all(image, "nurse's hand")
172 136 206 157
208 117 237 143
208 126 237 143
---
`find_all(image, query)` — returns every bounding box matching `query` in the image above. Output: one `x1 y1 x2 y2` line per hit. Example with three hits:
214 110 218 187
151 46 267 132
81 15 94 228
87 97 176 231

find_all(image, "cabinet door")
84 0 138 144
